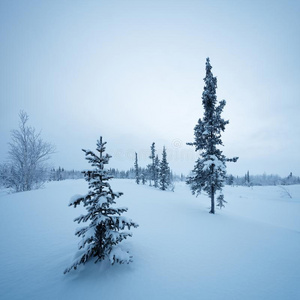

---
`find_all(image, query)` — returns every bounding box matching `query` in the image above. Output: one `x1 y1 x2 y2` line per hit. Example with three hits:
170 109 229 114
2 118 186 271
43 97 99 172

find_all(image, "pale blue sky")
1 0 300 176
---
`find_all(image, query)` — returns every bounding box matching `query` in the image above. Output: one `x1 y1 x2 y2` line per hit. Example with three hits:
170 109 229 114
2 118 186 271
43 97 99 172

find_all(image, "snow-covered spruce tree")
64 137 138 274
159 146 171 190
187 58 238 214
141 172 147 185
134 152 140 184
154 154 160 188
148 142 156 186
216 194 227 209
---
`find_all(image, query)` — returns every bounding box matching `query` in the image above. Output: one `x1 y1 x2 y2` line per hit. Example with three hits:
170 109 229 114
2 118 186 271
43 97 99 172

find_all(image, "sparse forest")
1 1 300 299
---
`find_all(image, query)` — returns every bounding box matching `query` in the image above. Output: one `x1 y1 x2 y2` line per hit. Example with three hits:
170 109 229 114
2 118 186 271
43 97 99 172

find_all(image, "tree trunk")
209 186 215 214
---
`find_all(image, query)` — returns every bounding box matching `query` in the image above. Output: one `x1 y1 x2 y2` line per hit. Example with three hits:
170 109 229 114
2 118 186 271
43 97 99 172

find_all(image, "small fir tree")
216 194 227 209
64 137 138 274
134 152 140 184
154 154 160 188
227 174 234 186
141 172 147 185
244 170 250 186
187 58 238 214
159 147 171 190
180 174 185 182
57 167 63 181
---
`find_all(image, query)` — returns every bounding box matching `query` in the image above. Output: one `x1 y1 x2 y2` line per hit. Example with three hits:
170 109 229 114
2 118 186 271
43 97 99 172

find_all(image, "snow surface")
0 179 300 299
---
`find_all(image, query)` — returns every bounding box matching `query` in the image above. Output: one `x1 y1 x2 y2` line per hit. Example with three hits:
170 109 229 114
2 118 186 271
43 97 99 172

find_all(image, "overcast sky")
1 0 300 176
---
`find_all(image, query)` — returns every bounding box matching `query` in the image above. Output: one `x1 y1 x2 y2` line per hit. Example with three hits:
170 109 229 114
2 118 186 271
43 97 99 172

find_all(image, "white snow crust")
0 179 299 299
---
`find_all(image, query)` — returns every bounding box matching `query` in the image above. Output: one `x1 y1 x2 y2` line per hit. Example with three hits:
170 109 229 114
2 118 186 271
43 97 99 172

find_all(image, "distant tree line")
0 161 184 190
108 166 185 183
0 165 83 188
226 171 300 186
48 167 83 181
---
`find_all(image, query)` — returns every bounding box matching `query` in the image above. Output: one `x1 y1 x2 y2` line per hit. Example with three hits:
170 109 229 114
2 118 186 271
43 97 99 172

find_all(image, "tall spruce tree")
64 137 138 273
134 152 140 184
187 58 238 214
159 146 171 190
149 143 156 186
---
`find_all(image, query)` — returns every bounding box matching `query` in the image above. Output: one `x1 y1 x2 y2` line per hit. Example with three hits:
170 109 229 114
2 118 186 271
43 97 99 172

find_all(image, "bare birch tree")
6 111 55 192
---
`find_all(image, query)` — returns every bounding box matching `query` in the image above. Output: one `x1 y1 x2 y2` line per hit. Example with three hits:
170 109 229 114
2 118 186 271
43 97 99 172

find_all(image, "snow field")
0 179 299 299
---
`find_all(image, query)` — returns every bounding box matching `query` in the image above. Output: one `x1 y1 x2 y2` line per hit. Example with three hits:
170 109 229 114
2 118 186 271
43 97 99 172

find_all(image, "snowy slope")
0 180 299 300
